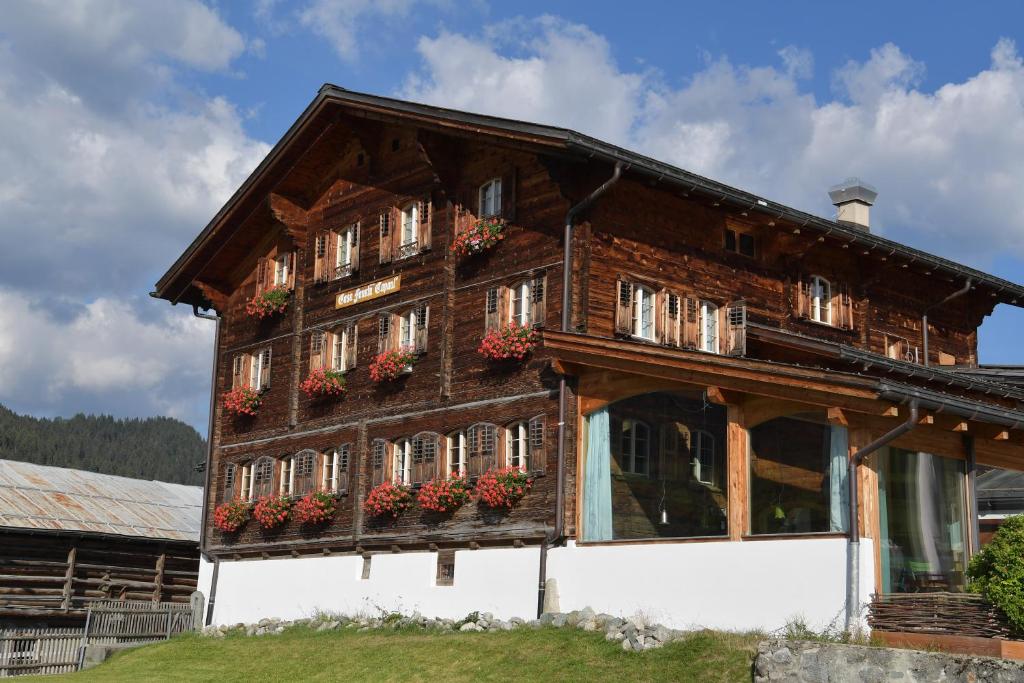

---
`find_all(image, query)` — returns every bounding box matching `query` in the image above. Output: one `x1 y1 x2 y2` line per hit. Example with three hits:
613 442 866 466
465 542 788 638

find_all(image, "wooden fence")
868 592 1017 639
0 600 196 677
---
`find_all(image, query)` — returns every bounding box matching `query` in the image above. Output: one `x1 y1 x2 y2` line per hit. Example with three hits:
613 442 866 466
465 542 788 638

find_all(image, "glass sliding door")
878 448 968 593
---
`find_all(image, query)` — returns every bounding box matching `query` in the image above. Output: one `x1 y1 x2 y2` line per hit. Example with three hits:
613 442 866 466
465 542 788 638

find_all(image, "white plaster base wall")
547 537 876 632
208 547 540 626
202 538 875 632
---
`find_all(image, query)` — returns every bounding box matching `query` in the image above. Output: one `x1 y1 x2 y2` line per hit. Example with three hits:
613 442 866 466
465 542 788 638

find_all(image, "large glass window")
748 414 849 535
582 392 728 541
878 448 967 593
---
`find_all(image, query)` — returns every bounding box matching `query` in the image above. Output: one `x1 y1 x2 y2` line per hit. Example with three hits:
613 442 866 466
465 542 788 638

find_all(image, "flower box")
253 495 292 530
451 217 506 257
476 467 533 509
294 491 337 525
416 476 471 514
222 386 263 417
213 500 252 533
478 322 540 362
370 348 419 383
246 285 290 319
364 482 412 518
300 367 346 399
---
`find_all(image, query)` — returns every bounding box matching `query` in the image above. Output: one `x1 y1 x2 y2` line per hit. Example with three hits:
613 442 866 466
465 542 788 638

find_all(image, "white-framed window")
632 285 656 340
506 421 530 469
322 450 338 492
332 330 346 371
510 280 533 326
249 347 271 390
479 178 502 217
239 463 252 501
692 430 716 486
279 457 294 496
273 253 289 286
810 275 832 324
336 224 356 275
394 438 412 485
398 308 418 350
699 300 719 353
448 430 467 476
620 419 650 475
400 202 418 249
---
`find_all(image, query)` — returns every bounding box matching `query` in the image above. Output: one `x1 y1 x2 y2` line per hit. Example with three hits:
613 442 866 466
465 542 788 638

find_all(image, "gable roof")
0 459 202 543
153 85 1024 309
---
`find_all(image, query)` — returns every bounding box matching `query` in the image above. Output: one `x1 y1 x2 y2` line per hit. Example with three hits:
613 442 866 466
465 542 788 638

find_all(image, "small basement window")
436 550 455 587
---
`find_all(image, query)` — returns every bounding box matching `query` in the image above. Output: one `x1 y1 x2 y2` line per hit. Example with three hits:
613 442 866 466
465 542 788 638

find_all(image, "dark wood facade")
155 88 1024 565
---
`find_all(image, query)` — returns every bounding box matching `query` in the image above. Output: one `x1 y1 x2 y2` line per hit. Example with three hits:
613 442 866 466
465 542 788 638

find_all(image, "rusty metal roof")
0 460 201 542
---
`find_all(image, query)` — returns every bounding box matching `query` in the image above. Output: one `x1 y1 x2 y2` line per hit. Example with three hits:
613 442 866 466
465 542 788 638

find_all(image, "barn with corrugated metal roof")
0 459 202 625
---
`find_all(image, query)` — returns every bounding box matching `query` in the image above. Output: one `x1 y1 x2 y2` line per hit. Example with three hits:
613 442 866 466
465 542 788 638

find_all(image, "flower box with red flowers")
222 386 263 417
476 467 533 509
213 500 252 533
293 491 337 525
369 348 419 383
245 285 290 319
363 481 413 518
477 322 540 362
416 476 471 514
451 217 505 257
300 367 346 399
252 495 292 530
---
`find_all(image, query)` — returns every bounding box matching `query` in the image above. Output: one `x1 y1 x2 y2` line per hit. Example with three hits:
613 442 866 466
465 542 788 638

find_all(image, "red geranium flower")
478 322 540 362
476 467 533 509
213 500 252 533
364 481 412 518
253 495 292 529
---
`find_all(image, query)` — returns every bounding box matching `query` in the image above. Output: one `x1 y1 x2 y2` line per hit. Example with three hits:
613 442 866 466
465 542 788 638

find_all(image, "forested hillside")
0 405 205 485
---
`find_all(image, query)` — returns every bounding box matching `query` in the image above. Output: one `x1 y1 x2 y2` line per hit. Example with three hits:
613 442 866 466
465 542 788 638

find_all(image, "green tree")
968 514 1024 633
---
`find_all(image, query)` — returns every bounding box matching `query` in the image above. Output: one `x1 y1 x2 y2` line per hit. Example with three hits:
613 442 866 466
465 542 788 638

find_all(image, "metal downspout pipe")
192 305 221 626
845 401 918 633
537 161 623 617
922 279 972 366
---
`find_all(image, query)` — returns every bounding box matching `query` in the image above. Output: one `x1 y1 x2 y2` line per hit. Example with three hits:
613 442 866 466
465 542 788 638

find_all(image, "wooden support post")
727 404 748 541
62 545 77 611
153 552 165 603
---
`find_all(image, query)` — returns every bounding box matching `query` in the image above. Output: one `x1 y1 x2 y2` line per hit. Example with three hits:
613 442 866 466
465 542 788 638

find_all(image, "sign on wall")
335 274 402 309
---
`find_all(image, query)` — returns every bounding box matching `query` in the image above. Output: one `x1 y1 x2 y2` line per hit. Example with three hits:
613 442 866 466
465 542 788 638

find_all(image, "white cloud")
298 0 417 62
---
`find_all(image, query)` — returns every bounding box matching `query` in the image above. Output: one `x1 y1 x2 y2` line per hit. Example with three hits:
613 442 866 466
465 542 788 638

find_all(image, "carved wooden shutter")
286 252 296 290
252 457 274 498
654 290 667 344
378 313 397 353
349 224 360 272
293 450 316 495
485 287 506 332
337 444 351 491
682 296 700 349
615 279 633 335
501 168 517 221
255 257 269 295
418 196 432 251
530 275 546 328
223 464 236 500
466 423 497 477
232 354 244 389
371 439 386 487
310 331 325 370
834 284 854 330
528 415 545 473
344 322 358 369
724 300 747 356
313 233 327 283
663 292 681 347
797 278 812 319
379 210 393 264
414 304 429 353
324 231 339 280
411 433 438 486
258 348 272 389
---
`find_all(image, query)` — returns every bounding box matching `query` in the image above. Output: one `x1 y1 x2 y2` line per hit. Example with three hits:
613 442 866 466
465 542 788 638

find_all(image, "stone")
622 624 637 641
565 611 582 627
459 622 480 632
858 665 885 683
621 638 633 652
510 617 525 625
772 647 793 665
628 614 646 631
581 620 598 631
579 607 596 622
482 612 494 623
631 638 645 652
539 613 555 626
526 620 541 629
551 613 568 628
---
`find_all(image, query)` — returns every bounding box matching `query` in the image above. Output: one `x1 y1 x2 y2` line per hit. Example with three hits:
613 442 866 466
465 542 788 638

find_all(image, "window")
466 423 498 477
240 463 252 501
322 444 351 492
632 285 656 340
810 275 831 324
332 332 345 371
479 178 502 217
511 281 531 326
311 326 357 373
371 439 387 486
485 276 546 331
291 450 316 496
692 430 716 486
724 228 756 258
399 308 416 350
336 224 356 275
399 202 418 258
314 226 359 282
506 421 530 469
411 432 440 485
380 198 432 263
394 439 412 485
436 550 455 587
620 419 650 475
448 430 467 476
250 348 272 390
252 456 274 499
380 305 428 354
699 301 719 353
273 253 290 286
223 464 236 500
279 457 294 496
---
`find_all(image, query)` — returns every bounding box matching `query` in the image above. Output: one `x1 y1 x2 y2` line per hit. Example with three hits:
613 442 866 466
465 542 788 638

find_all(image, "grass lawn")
42 625 760 682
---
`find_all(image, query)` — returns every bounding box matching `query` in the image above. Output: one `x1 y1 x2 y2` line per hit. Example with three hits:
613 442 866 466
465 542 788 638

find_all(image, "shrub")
213 500 251 533
364 481 413 518
253 495 292 530
476 467 533 509
369 348 418 382
300 367 346 398
246 285 290 319
417 476 471 513
968 514 1024 633
223 387 262 416
294 491 337 525
477 322 540 362
451 217 505 257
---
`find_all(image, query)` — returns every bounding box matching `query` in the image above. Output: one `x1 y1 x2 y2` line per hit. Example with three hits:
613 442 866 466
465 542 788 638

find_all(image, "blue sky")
0 1 1022 432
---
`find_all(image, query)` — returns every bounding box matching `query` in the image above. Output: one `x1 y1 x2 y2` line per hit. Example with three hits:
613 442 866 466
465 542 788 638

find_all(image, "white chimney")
828 178 877 231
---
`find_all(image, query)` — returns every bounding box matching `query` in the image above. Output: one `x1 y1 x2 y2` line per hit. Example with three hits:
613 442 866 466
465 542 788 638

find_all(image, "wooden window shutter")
530 275 547 328
371 439 386 487
379 210 393 263
259 348 272 389
418 196 432 251
724 301 747 356
681 296 700 349
255 257 269 295
377 314 392 353
663 292 681 347
286 252 296 290
241 353 253 389
310 331 326 370
411 433 439 486
414 304 429 353
654 289 667 344
337 444 351 492
223 464 236 500
344 322 358 369
528 415 545 473
797 278 812 319
501 168 517 221
466 423 497 477
325 231 339 280
294 450 316 495
485 287 504 332
834 284 855 330
390 206 402 256
349 223 360 272
232 354 244 389
313 233 327 283
615 279 633 335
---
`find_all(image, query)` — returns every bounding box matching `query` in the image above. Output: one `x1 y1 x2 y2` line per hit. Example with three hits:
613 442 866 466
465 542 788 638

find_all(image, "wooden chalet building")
0 460 201 625
154 86 1024 632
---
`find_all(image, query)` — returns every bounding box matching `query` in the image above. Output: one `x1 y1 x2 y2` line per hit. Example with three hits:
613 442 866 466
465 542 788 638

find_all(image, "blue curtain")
582 408 613 542
828 424 850 533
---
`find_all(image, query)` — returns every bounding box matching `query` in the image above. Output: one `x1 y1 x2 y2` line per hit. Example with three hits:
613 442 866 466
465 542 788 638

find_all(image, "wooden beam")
727 405 748 541
826 407 849 426
61 545 76 611
152 551 165 603
918 413 935 425
881 406 899 417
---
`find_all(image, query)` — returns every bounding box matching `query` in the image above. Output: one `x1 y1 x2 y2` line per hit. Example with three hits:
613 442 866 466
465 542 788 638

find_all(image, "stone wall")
755 639 1024 683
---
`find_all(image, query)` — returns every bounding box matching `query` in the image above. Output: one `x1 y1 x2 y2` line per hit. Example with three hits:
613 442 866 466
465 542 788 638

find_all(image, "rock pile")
200 606 687 652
